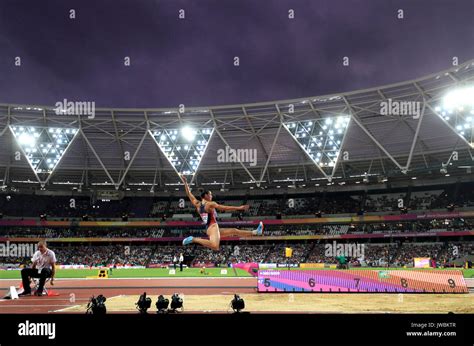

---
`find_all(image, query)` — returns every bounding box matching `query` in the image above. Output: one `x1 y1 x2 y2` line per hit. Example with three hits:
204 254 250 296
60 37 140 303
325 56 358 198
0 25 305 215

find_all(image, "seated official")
19 241 56 296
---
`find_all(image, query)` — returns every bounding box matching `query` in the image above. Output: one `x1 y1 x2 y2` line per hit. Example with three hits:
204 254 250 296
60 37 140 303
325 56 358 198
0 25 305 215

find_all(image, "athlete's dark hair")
199 188 211 200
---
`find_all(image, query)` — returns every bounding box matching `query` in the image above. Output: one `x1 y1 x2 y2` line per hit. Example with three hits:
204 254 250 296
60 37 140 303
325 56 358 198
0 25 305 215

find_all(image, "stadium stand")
2 182 474 219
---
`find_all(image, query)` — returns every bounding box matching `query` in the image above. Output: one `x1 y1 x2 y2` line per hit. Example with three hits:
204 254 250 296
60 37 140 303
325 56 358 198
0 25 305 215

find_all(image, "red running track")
0 277 257 314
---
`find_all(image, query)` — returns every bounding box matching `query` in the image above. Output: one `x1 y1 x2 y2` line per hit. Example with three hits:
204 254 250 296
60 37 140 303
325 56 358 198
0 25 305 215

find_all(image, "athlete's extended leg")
219 221 264 237
183 223 220 251
219 228 253 237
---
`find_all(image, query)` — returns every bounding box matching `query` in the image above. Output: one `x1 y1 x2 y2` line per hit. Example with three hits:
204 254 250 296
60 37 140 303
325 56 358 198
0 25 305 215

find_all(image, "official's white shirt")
179 255 184 262
32 249 56 270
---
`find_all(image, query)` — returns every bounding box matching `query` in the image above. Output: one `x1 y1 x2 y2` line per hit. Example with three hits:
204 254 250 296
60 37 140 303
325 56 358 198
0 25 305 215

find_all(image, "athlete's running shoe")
255 221 264 236
182 236 194 246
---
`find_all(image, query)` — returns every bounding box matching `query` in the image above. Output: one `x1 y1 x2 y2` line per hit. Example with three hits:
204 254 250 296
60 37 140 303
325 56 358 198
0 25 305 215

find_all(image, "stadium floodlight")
150 126 214 177
10 126 79 176
443 86 474 111
436 86 474 148
181 126 197 141
283 116 350 178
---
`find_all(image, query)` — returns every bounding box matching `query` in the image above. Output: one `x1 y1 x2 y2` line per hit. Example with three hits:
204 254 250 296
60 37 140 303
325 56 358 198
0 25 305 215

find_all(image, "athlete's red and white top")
199 201 217 229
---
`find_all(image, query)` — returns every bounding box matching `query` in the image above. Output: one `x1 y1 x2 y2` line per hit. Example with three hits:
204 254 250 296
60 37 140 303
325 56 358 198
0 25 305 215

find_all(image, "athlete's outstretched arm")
181 175 199 207
210 202 249 212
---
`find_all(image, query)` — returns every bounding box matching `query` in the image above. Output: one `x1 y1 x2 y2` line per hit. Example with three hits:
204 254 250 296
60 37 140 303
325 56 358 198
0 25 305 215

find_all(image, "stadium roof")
0 59 473 192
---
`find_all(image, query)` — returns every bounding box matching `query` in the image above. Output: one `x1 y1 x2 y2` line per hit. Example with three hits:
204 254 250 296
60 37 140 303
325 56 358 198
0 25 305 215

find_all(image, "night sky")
0 0 473 108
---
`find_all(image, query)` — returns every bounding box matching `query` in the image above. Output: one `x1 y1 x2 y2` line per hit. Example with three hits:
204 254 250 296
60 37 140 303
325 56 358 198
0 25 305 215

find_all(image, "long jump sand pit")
59 293 474 314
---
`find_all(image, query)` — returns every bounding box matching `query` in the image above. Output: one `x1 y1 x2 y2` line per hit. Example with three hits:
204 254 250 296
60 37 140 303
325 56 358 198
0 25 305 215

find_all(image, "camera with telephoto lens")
169 293 183 312
155 294 170 314
231 294 245 313
86 294 107 315
136 292 152 314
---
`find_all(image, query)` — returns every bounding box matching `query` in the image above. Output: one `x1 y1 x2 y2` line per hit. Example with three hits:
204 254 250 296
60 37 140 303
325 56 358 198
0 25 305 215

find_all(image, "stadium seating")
1 182 474 219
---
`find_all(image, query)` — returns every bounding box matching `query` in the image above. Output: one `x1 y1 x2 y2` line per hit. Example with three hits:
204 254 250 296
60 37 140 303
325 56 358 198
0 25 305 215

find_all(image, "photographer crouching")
18 240 56 296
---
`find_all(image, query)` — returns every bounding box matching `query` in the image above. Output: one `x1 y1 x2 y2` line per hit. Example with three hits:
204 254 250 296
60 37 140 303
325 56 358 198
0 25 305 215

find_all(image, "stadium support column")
209 109 260 186
405 94 426 171
342 96 405 171
81 128 118 188
116 127 148 188
258 104 283 183
0 125 8 137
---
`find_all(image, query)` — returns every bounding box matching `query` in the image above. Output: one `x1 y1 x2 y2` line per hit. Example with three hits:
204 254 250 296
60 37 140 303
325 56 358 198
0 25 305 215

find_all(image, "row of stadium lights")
5 86 474 179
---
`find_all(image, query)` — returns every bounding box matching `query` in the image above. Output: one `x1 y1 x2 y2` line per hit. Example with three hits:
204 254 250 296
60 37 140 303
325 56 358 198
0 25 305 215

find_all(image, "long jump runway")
0 277 258 314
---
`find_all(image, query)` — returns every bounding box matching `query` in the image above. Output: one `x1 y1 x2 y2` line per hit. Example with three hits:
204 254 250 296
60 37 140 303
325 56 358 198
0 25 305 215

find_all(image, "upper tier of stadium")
0 59 473 193
0 180 473 220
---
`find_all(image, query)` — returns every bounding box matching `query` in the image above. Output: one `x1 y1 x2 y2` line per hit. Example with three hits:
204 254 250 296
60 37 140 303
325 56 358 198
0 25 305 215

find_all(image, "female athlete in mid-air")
180 175 264 250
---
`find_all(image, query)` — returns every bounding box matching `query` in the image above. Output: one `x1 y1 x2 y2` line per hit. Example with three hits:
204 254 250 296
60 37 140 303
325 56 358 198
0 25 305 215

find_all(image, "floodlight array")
10 126 78 174
284 116 350 172
151 127 214 175
436 86 474 146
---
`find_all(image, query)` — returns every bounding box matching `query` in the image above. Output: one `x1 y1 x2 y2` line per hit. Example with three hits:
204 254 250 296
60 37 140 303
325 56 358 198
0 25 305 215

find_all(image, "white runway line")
49 305 81 312
1 277 255 281
0 304 75 308
1 297 90 302
220 291 243 294
52 294 124 313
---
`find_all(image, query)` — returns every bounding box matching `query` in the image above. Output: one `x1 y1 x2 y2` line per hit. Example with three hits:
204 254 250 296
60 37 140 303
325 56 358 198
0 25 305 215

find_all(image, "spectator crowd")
2 241 472 268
